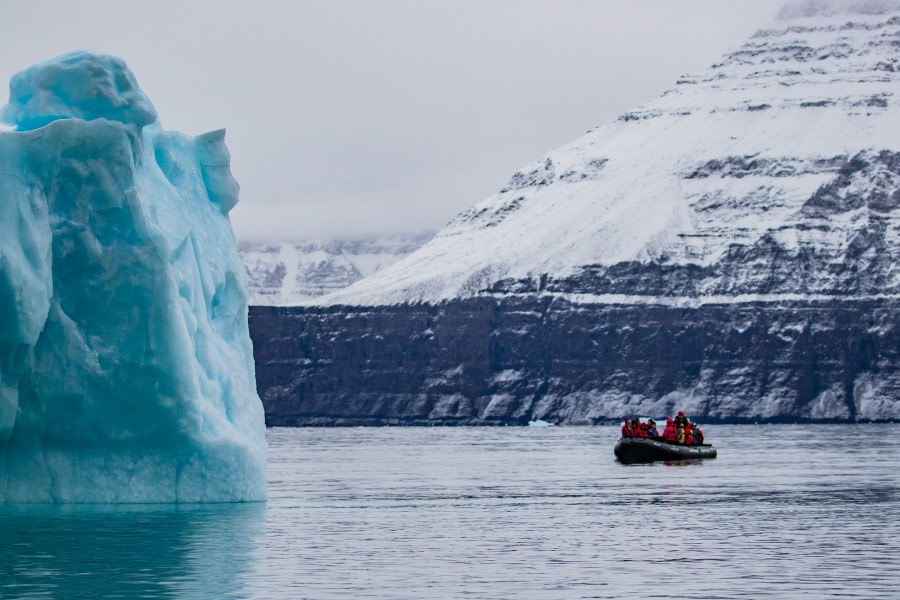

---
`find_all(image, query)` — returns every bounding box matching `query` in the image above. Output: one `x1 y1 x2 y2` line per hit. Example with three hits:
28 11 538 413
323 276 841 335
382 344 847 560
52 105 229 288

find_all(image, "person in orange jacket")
684 423 694 446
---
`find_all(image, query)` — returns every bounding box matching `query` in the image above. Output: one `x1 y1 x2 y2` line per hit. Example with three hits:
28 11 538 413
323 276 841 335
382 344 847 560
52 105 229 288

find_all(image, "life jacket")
621 424 633 438
639 423 650 437
676 427 685 444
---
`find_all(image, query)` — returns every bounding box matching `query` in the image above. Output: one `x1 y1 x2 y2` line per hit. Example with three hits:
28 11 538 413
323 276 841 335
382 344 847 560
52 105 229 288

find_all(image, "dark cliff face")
250 296 900 425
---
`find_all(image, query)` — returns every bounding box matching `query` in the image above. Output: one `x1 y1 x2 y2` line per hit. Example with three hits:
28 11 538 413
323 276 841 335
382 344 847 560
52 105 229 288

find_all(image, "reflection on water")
256 425 900 599
0 503 265 598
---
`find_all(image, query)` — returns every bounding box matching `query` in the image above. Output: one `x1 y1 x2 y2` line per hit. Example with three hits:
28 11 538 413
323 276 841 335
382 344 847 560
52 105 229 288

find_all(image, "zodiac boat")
614 437 717 463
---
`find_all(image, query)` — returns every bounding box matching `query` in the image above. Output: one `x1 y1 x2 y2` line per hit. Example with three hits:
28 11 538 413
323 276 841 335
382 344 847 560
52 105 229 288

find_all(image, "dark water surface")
1 425 898 599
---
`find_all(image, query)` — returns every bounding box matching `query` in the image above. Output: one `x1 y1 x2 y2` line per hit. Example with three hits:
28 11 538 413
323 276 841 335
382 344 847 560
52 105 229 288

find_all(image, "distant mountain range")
250 1 900 425
238 234 432 305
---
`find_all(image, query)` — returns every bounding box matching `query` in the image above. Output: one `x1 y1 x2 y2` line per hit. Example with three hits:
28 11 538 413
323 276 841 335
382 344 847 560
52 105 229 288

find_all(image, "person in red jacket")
662 418 676 441
638 418 650 437
684 423 694 446
621 419 634 438
638 420 650 437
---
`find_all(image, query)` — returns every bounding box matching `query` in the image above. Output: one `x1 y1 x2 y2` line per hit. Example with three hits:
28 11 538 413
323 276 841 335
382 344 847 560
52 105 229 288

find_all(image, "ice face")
0 51 267 502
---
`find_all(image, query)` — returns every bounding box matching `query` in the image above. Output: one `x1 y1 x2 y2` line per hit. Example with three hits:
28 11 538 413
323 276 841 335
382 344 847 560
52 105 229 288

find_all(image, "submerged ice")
0 51 267 502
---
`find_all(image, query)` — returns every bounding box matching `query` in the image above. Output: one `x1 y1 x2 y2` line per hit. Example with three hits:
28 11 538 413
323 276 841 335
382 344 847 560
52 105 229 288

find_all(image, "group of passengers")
620 411 704 446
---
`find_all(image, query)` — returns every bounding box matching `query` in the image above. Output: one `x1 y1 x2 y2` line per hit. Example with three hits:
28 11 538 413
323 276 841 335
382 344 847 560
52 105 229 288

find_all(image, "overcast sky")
1 0 786 241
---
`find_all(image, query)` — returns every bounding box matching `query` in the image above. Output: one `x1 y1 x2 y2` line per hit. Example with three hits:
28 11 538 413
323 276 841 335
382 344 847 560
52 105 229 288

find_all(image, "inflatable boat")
614 437 717 463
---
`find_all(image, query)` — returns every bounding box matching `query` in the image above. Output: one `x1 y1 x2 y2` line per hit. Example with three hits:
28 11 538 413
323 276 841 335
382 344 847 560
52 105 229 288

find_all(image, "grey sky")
1 0 785 241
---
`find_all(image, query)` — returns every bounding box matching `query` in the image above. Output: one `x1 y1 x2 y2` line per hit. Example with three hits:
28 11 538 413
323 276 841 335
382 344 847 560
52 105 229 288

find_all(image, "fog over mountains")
239 234 431 305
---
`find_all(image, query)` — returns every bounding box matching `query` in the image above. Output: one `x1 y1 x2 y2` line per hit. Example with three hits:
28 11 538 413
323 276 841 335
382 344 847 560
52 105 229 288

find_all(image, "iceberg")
0 51 267 502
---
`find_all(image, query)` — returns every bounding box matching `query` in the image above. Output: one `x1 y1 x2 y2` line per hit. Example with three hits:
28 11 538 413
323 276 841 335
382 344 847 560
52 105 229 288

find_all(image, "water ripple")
1 424 898 599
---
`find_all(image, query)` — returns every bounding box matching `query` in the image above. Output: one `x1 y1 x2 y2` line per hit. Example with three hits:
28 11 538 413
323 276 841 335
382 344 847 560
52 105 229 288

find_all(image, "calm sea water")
1 425 898 599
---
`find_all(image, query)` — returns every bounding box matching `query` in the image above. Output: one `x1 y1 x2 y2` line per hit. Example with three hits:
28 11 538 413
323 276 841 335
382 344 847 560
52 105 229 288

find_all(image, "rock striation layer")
252 296 899 425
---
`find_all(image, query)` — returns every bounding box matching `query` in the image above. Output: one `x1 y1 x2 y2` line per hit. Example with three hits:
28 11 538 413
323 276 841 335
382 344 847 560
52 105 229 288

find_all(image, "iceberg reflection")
0 502 265 598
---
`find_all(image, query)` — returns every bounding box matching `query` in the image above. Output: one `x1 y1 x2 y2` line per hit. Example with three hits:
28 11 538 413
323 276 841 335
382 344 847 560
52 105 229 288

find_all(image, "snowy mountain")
250 1 900 425
239 234 431 305
323 0 900 305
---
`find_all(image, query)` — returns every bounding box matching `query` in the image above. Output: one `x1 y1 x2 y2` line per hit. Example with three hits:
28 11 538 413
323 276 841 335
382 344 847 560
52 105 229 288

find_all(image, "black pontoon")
614 437 717 463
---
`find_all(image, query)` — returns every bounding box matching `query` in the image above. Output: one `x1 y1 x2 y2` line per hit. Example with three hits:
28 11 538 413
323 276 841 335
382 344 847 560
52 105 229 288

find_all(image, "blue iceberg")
0 51 267 502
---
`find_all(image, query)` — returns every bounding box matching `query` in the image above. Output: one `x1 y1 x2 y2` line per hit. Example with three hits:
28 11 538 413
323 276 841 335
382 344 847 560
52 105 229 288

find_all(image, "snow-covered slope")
323 0 900 305
239 234 431 305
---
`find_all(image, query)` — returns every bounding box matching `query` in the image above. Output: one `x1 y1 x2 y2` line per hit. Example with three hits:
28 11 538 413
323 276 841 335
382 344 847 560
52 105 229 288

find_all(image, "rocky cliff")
250 295 899 425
